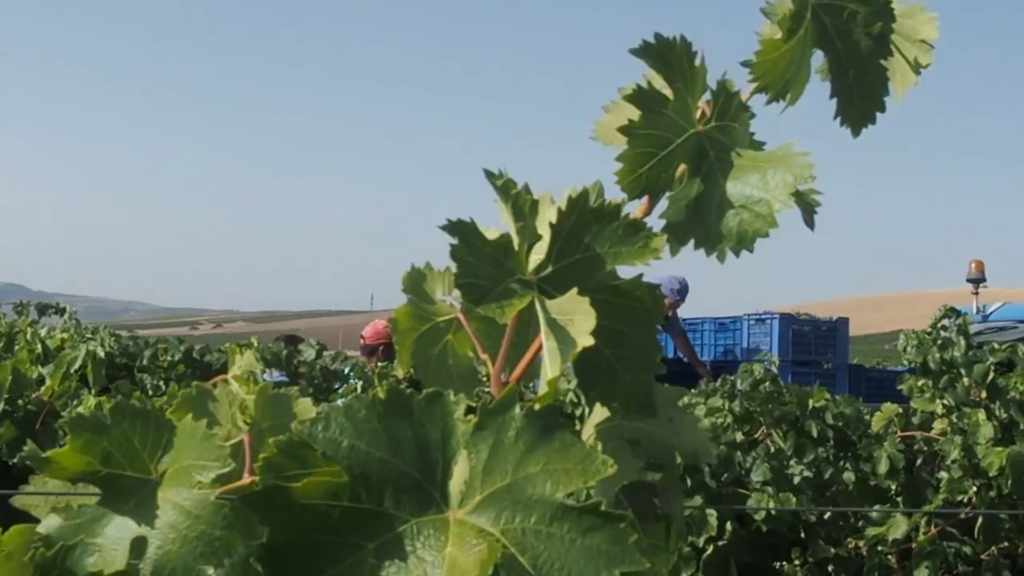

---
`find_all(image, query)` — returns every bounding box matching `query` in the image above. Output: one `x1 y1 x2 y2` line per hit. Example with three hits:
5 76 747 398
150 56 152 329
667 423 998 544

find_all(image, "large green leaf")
140 489 265 575
746 0 899 136
23 401 176 524
609 34 818 260
572 274 665 415
0 525 40 575
246 388 647 575
583 386 714 503
23 404 266 574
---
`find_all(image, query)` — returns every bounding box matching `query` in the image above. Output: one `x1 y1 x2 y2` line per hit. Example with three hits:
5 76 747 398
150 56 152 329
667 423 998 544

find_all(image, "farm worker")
262 333 306 383
658 275 713 381
274 333 306 348
359 319 396 365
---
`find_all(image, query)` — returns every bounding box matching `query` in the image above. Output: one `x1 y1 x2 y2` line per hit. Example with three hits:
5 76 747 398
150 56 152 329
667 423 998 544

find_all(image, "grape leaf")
246 388 647 575
592 71 671 149
33 504 144 574
611 34 817 259
661 143 820 260
392 264 492 395
571 274 665 415
140 489 265 576
614 34 753 205
23 416 262 574
582 386 714 502
440 219 597 387
439 175 663 395
885 1 939 99
746 0 898 136
23 400 177 524
170 379 315 476
11 476 99 520
805 1 939 101
0 525 40 575
143 418 266 575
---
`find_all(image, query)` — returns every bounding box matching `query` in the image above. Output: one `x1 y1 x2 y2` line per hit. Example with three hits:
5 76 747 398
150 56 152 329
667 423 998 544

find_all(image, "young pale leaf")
11 476 99 520
592 71 671 148
885 1 939 100
746 0 899 136
0 525 38 574
392 264 493 395
245 388 647 575
661 143 820 260
486 169 545 268
32 504 144 574
811 1 939 101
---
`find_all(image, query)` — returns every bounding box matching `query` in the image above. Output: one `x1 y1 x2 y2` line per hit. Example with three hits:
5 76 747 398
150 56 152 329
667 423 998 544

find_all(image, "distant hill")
0 282 226 322
782 287 1024 335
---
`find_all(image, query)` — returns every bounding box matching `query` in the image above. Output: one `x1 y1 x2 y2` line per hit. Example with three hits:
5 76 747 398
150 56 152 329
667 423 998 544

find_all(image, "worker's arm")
669 325 713 380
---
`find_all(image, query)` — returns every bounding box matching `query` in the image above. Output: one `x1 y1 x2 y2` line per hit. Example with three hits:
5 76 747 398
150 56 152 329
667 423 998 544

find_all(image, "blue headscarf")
656 275 690 305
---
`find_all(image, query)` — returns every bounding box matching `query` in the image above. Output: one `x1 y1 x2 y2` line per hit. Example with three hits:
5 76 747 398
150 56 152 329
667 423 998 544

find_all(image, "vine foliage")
0 2 981 575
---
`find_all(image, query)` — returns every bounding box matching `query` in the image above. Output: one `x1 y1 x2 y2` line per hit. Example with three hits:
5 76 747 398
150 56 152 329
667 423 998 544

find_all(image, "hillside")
782 287 1024 335
0 282 223 321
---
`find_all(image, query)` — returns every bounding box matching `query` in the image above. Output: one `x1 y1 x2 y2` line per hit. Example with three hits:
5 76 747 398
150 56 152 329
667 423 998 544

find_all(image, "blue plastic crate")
848 364 914 404
741 313 850 363
660 315 743 361
656 359 744 389
777 362 849 395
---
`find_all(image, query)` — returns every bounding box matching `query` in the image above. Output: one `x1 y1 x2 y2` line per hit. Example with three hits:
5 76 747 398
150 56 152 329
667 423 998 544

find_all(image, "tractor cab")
957 259 1024 344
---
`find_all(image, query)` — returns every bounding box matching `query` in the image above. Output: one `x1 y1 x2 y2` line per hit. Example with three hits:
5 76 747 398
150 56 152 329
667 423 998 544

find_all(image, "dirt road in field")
135 310 394 350
782 288 1024 335
126 286 1024 347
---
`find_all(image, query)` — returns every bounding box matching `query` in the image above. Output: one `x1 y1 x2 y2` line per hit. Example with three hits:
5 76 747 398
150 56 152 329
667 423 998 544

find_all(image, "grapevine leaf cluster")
593 1 938 260
0 1 965 574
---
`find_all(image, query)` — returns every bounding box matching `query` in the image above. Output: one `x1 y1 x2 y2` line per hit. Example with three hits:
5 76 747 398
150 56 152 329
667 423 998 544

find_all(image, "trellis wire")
1 490 1021 515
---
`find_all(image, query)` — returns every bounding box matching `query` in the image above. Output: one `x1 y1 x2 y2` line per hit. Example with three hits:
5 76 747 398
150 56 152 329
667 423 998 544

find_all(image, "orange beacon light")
966 259 987 286
966 259 987 314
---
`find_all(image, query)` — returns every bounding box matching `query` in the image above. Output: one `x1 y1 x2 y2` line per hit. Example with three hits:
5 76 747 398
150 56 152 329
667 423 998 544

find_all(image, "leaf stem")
490 312 519 396
35 401 52 431
456 310 494 374
241 431 254 479
895 431 944 440
509 333 543 385
216 475 258 495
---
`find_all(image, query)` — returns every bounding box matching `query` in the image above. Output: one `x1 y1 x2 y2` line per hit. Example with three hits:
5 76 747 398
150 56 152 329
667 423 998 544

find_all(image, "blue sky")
0 1 1017 315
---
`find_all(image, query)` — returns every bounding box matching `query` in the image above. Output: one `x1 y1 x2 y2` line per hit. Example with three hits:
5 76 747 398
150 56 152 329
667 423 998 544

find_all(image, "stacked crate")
848 364 916 404
659 312 851 395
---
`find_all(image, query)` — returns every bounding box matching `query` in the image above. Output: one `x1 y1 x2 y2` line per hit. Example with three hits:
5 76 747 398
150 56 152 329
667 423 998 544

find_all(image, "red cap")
360 319 392 346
